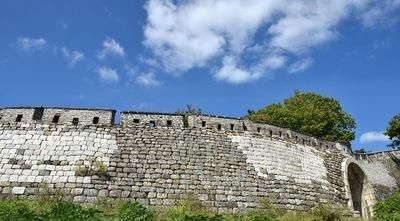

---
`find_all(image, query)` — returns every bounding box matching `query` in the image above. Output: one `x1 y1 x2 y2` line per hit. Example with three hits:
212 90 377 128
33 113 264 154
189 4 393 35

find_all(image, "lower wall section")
0 123 398 214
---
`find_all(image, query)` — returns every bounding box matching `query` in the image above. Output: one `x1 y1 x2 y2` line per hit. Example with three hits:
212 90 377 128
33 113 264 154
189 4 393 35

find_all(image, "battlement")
0 107 116 126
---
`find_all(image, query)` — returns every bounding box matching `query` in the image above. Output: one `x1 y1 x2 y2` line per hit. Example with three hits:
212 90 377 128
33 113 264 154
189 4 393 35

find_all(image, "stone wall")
0 107 399 216
356 151 400 200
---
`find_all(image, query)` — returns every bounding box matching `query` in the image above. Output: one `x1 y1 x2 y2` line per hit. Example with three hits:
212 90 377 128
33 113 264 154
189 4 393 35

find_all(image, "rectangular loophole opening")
287 133 290 138
279 131 282 137
92 117 99 124
15 114 23 122
167 120 172 127
150 120 156 127
32 107 44 121
217 124 222 131
133 119 140 123
230 124 234 130
201 121 206 127
257 127 261 133
269 130 273 136
72 118 79 125
243 124 247 131
52 115 60 124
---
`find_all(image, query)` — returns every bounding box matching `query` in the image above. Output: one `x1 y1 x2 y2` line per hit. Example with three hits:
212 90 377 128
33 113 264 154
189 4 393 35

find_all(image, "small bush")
119 201 154 221
373 191 400 221
311 204 345 221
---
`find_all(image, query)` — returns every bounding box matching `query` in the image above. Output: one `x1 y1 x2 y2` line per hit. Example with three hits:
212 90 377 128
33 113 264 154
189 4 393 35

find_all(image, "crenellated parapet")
187 114 346 153
0 107 116 126
120 111 184 128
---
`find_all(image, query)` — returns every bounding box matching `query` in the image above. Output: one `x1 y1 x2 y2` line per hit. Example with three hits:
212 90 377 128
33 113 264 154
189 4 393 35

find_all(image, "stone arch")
342 159 376 218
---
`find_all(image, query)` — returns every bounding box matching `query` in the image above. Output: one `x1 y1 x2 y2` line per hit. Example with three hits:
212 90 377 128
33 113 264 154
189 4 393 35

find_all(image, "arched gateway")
342 159 376 218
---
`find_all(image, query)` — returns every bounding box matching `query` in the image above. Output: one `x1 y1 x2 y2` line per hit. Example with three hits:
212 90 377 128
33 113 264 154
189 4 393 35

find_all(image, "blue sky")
0 0 399 151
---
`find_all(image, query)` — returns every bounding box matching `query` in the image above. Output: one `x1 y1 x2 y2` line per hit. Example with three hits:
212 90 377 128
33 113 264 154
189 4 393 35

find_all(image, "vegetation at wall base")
0 197 367 221
373 191 400 221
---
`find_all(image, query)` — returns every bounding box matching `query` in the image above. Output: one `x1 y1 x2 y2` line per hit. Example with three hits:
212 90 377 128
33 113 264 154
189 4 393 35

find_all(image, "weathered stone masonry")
0 107 399 217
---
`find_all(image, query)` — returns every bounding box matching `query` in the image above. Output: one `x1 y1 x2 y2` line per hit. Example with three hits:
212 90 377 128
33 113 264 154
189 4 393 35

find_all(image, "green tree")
384 114 400 149
248 91 356 146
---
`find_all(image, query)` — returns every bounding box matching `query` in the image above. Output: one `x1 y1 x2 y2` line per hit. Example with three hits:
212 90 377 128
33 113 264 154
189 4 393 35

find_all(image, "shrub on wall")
373 191 400 221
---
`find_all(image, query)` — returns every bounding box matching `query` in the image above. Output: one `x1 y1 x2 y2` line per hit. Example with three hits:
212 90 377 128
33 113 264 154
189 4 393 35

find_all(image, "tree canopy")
385 114 400 149
248 91 356 146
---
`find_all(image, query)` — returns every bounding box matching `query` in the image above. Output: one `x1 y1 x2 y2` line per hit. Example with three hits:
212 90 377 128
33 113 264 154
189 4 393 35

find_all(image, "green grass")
0 197 365 221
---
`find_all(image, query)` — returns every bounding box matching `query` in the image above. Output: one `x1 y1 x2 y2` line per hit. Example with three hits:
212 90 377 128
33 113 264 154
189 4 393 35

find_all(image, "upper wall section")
0 107 350 153
120 112 184 128
0 107 116 126
187 114 346 153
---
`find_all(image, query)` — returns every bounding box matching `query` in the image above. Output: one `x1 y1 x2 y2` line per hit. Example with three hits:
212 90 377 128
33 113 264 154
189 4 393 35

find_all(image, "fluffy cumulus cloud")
97 37 125 60
16 37 47 51
125 65 161 87
97 67 119 82
136 73 161 87
61 47 84 67
360 131 390 144
143 0 400 83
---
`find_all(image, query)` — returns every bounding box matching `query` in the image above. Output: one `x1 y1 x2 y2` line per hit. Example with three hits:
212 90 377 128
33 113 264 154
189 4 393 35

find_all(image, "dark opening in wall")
287 133 290 138
279 131 282 137
15 114 23 122
302 139 305 145
230 124 234 130
257 127 261 133
93 117 99 124
52 115 60 124
133 119 140 123
167 120 172 127
295 136 298 141
217 124 222 131
243 124 247 131
202 121 206 127
32 107 44 121
0 115 2 121
269 130 272 136
150 120 156 127
72 118 79 125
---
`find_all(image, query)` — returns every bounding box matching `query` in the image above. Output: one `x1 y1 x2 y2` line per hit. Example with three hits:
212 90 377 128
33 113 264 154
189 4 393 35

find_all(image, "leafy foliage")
0 198 362 221
385 114 400 149
248 91 356 146
118 201 154 221
373 191 400 221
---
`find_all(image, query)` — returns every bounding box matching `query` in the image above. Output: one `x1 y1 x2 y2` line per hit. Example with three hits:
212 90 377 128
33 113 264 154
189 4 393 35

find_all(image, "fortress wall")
356 151 400 200
0 107 398 215
0 121 349 211
121 112 184 128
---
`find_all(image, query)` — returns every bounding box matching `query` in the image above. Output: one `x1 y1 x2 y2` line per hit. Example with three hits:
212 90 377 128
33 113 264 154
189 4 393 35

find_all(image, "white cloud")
97 37 125 60
136 72 161 87
360 0 400 27
288 58 313 74
360 131 390 144
97 67 119 82
61 47 84 67
143 0 399 83
16 37 47 51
